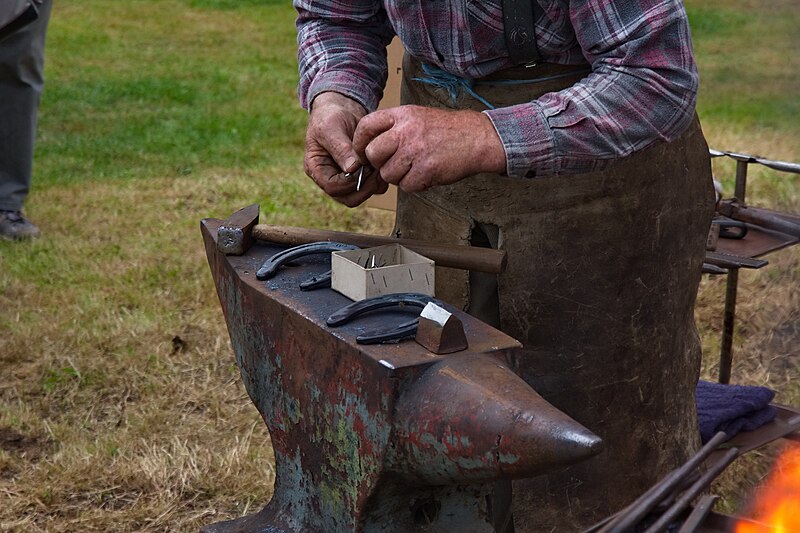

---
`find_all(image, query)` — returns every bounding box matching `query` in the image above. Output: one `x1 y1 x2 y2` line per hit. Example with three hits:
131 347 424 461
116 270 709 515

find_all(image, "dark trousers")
0 0 52 211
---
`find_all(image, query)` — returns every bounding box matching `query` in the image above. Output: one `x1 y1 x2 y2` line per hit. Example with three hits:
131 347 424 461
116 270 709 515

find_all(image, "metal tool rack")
707 149 800 384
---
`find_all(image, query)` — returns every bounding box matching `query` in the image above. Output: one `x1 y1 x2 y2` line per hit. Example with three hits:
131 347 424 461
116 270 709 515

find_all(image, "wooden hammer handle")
252 224 507 274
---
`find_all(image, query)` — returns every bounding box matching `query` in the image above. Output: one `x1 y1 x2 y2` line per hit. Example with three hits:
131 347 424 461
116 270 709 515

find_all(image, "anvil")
200 208 602 532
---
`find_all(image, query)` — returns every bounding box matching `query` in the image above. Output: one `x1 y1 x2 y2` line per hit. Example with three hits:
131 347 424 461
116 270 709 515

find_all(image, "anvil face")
200 218 601 533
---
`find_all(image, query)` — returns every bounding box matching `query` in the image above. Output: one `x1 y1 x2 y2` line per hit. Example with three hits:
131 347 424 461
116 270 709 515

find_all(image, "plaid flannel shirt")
295 0 699 177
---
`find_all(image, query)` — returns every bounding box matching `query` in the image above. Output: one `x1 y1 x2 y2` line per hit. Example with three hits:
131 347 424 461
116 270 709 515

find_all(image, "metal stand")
718 159 749 384
710 150 800 383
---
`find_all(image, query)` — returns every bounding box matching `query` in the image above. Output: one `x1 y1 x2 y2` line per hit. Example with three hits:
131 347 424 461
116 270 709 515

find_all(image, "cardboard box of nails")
331 244 435 301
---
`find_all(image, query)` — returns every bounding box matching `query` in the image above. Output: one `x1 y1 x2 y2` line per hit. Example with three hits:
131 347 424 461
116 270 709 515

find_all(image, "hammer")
216 204 507 274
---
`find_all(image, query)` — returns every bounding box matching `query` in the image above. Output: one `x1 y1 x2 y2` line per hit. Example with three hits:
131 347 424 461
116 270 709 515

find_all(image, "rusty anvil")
200 206 603 533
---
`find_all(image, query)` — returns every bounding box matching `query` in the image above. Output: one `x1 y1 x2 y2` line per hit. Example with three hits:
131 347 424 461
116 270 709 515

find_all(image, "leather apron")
395 54 716 530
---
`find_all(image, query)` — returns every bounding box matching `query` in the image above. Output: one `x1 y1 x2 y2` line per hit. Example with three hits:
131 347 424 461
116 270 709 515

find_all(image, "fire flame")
736 444 800 533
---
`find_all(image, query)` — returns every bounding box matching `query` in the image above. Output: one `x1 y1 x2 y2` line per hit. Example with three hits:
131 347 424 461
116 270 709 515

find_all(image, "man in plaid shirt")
296 0 700 196
294 0 715 530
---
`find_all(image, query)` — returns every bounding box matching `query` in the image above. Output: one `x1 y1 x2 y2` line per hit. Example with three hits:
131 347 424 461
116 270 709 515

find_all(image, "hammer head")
217 204 259 255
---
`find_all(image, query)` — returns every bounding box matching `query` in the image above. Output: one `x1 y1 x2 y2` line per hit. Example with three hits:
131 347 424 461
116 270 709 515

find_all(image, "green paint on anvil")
411 430 521 475
273 449 342 531
217 275 306 434
319 479 346 517
218 276 272 406
308 382 389 464
302 388 390 517
308 382 322 401
283 395 303 425
454 450 519 471
212 267 392 529
324 404 371 498
497 452 520 464
313 465 359 530
444 431 470 449
419 431 451 452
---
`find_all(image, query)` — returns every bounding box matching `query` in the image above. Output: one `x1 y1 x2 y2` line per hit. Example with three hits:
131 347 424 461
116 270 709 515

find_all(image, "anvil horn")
390 354 603 484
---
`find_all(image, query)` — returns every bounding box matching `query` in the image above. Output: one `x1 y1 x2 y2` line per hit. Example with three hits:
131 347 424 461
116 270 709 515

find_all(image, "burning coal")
736 444 800 533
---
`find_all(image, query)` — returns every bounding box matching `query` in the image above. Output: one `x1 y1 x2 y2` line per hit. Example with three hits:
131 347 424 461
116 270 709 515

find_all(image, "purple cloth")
696 380 777 444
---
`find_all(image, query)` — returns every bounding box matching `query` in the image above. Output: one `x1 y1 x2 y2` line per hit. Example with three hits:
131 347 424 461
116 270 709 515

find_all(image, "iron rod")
734 159 748 202
676 494 718 533
599 431 728 533
717 202 800 238
643 448 739 533
709 149 800 175
718 268 739 384
717 158 747 384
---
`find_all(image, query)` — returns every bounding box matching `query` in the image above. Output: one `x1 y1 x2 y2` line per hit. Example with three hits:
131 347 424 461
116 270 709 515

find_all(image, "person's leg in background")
0 0 53 240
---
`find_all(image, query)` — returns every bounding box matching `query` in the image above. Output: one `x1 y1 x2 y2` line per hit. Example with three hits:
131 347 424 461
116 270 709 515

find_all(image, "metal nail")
356 166 364 192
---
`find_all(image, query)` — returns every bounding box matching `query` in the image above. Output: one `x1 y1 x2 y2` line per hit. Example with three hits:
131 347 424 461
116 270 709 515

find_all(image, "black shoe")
0 210 40 240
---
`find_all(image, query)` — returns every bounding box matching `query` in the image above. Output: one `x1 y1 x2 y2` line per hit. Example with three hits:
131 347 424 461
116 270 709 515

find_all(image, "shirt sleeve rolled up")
485 0 699 177
295 0 395 113
295 0 699 178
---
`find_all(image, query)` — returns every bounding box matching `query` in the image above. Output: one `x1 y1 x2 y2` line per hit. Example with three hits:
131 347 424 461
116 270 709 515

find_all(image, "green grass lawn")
0 0 797 530
690 1 799 134
38 1 306 185
688 0 800 207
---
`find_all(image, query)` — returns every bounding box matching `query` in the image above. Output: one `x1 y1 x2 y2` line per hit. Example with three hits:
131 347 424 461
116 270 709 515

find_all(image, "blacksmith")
294 0 715 529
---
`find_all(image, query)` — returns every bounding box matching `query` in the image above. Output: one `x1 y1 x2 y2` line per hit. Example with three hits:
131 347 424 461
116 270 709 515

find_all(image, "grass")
38 0 305 185
0 0 797 530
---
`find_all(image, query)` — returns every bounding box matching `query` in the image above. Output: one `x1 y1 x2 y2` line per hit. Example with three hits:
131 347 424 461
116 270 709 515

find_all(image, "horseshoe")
356 318 420 345
326 293 437 327
299 271 332 291
256 242 360 280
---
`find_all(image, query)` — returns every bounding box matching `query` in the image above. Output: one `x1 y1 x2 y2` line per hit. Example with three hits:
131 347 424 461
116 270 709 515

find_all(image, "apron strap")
502 0 542 66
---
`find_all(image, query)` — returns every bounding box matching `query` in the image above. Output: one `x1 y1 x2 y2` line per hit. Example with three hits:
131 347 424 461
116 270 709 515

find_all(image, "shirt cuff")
307 71 383 113
484 103 555 178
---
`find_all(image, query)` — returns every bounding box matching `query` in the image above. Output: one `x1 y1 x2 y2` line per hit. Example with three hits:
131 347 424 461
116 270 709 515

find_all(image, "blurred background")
0 0 797 530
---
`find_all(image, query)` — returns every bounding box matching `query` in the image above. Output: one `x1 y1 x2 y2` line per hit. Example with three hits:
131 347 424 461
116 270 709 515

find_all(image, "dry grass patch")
0 170 392 531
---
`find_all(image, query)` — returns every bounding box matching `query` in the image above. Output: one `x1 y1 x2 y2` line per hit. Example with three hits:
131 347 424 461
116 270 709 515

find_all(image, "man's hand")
352 106 506 193
305 92 388 207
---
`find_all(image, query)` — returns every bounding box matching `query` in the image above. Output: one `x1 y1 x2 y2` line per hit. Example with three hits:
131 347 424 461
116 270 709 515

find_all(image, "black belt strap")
0 2 39 43
502 0 542 66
